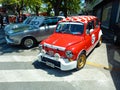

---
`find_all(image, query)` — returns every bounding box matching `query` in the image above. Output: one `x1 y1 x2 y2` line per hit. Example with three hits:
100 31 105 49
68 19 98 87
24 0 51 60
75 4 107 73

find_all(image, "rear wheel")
76 53 86 70
21 37 37 48
97 36 102 47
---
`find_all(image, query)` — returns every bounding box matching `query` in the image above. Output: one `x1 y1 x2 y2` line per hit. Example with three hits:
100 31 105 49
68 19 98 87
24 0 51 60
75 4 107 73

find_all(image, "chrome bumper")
38 53 77 71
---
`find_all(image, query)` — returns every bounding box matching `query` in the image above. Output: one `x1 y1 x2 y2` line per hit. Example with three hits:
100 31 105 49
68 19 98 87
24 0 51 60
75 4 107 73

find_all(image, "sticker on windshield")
91 34 95 44
30 17 45 27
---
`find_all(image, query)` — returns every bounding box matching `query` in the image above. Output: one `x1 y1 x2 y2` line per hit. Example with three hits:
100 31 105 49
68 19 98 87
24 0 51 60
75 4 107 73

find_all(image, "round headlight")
54 53 60 60
41 49 46 54
66 50 73 58
8 30 14 34
39 44 43 51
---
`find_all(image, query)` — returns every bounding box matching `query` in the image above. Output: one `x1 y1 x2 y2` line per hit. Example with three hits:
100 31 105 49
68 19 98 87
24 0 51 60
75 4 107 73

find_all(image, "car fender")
99 30 102 40
67 41 86 60
76 49 86 60
21 35 37 43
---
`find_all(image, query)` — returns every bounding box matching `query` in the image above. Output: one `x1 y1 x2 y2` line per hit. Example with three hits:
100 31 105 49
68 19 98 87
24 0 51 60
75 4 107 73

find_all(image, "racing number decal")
91 34 95 44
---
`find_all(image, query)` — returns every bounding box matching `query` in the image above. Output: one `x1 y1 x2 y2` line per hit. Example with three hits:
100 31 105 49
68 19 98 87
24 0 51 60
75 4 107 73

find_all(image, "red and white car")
38 15 102 71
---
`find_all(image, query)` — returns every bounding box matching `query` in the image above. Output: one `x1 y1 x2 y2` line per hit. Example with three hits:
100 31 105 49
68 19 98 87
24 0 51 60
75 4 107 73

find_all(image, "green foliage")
43 0 81 16
27 0 42 15
1 0 81 16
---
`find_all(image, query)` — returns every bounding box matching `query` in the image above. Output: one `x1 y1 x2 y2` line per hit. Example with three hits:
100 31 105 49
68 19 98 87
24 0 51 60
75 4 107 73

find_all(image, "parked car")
5 16 64 48
4 16 34 32
38 16 102 71
113 23 120 45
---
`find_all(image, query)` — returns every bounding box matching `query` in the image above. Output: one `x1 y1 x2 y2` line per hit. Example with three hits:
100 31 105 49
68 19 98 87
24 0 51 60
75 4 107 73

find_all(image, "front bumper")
5 36 20 45
38 53 77 71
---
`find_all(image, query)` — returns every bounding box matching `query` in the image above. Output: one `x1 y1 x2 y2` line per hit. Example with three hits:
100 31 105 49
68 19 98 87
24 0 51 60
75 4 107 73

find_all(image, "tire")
21 37 37 48
97 36 102 47
76 53 86 70
114 35 119 45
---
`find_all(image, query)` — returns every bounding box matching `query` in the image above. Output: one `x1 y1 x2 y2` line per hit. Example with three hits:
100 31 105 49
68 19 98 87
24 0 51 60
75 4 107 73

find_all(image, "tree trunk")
36 6 40 16
50 0 62 16
63 0 67 17
54 7 59 16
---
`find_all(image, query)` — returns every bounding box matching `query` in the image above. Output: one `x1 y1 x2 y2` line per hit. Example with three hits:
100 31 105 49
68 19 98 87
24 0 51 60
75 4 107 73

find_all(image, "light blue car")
4 16 64 48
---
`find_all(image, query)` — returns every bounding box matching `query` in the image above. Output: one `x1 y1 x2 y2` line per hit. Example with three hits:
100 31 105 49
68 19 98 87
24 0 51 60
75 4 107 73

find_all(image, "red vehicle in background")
38 15 102 71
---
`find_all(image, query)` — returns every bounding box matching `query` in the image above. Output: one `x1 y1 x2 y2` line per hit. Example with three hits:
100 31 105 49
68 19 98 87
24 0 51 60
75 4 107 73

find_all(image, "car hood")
4 23 27 31
5 24 33 34
43 33 84 49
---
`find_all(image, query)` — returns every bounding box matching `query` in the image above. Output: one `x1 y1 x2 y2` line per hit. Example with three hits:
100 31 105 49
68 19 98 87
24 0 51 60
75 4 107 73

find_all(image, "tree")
27 0 42 16
0 0 28 15
0 0 42 16
62 0 80 17
44 0 81 17
43 0 62 16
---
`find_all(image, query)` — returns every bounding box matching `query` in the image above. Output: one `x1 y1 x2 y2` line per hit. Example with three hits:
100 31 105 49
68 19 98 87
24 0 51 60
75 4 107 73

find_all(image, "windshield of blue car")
23 17 34 24
29 16 45 27
56 22 84 34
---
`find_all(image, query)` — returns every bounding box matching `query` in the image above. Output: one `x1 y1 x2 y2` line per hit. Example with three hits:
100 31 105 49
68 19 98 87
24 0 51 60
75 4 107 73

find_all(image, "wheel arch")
76 49 86 60
21 35 37 44
99 30 102 40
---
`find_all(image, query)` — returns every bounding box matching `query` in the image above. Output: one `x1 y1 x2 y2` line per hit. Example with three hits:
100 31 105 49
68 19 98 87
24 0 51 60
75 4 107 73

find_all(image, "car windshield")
23 17 34 24
29 16 45 27
56 22 84 34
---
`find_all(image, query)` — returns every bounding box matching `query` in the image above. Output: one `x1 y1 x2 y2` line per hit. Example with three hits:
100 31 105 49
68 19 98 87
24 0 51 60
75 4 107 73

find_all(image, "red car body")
38 15 102 71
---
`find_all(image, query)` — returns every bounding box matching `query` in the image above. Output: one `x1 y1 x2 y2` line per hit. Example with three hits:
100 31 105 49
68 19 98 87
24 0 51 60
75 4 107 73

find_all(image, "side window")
86 21 94 34
87 21 94 29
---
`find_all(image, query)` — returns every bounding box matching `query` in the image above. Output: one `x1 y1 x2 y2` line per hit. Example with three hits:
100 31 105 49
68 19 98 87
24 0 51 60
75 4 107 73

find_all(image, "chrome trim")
44 43 66 51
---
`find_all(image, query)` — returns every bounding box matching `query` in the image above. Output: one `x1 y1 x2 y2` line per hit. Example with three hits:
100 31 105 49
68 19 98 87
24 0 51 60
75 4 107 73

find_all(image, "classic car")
4 16 34 32
38 15 102 71
5 16 64 48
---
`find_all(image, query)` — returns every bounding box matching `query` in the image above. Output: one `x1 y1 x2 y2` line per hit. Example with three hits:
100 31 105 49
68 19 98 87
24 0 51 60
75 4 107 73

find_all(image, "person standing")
0 13 3 29
6 15 9 24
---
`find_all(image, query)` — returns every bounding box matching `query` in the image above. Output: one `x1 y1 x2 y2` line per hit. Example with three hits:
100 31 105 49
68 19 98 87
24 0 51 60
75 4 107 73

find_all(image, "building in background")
93 0 120 30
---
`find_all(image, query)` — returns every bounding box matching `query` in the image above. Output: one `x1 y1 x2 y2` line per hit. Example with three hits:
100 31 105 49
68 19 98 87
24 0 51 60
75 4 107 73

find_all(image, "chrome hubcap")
24 39 33 48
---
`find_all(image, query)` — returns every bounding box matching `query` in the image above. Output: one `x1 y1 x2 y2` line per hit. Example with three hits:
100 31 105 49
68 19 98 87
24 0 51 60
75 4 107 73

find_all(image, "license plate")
46 61 55 68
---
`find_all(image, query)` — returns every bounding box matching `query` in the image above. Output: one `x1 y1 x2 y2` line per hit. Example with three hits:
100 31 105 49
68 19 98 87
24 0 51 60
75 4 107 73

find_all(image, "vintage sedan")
4 16 34 32
38 16 102 71
5 16 64 48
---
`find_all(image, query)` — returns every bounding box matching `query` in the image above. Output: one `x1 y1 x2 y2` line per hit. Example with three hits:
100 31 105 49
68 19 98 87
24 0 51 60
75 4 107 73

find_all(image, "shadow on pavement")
0 43 39 55
0 28 40 55
102 28 120 90
32 60 76 77
106 44 120 90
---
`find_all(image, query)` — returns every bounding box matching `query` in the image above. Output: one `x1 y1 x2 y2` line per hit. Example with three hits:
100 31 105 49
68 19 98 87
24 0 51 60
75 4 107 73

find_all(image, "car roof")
59 15 97 23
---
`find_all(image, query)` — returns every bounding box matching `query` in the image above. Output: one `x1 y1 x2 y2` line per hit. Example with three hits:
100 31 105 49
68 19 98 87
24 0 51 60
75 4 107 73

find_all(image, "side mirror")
90 29 94 33
44 24 48 30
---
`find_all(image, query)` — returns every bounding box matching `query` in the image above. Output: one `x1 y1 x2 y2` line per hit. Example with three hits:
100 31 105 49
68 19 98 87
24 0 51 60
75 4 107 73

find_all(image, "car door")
44 18 57 36
93 19 100 45
85 21 95 54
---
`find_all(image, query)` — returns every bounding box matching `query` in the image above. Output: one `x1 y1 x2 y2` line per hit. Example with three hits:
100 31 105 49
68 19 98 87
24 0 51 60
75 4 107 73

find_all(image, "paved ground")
0 28 120 90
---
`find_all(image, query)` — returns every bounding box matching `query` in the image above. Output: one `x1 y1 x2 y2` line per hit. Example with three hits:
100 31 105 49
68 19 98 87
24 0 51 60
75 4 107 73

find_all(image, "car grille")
41 56 60 68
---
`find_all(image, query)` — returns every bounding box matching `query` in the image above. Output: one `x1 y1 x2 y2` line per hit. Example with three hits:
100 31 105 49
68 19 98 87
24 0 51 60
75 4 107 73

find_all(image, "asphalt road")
0 28 120 90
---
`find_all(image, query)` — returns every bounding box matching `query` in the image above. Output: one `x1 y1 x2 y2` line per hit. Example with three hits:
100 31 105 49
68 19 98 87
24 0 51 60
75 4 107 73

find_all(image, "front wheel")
76 53 86 70
21 37 37 48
